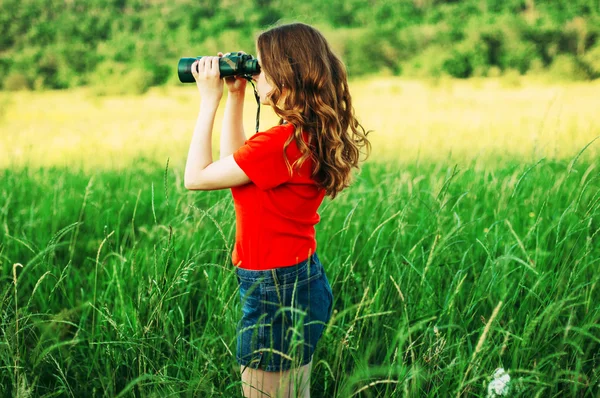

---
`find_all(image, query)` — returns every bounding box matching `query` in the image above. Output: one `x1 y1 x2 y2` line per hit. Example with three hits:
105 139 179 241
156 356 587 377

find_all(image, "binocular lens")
178 57 198 83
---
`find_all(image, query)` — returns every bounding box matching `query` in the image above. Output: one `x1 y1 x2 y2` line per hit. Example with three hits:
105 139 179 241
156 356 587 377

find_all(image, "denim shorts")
235 253 334 372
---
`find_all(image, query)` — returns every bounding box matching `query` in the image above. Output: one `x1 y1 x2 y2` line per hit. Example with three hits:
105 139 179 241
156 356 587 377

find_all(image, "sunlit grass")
2 157 599 396
1 77 599 170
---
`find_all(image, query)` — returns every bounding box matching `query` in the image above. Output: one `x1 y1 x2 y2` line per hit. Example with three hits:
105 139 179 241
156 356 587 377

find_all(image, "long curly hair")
257 23 371 199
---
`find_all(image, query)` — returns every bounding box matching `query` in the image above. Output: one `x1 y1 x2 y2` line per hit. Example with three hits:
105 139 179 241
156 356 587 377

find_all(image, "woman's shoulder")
248 123 296 144
261 123 295 136
250 122 315 149
241 124 295 155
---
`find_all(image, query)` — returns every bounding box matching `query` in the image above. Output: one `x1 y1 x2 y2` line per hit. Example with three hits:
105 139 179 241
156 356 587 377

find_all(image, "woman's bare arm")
220 90 247 158
184 56 250 190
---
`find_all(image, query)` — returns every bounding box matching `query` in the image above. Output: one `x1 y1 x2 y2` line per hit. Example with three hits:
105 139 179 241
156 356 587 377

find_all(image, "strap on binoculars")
244 77 260 134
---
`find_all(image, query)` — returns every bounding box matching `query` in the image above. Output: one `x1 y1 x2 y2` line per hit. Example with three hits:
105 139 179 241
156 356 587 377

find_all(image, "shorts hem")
236 355 313 372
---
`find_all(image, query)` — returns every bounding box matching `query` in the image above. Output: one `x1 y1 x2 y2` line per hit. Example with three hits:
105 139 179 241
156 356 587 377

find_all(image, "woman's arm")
220 89 247 158
220 52 250 158
184 56 251 191
184 102 218 187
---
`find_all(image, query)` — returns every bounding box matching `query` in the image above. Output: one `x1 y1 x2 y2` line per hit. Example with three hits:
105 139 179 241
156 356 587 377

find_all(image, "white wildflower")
487 368 510 397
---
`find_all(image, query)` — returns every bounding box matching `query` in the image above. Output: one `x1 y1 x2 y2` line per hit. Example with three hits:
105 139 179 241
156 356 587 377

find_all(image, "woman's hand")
219 52 247 95
192 56 223 105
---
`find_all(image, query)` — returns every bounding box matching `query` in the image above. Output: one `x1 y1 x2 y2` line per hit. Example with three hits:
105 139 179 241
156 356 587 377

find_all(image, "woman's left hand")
192 56 223 104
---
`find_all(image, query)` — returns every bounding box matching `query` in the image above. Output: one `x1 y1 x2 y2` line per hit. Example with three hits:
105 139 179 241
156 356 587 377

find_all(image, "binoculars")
177 52 260 83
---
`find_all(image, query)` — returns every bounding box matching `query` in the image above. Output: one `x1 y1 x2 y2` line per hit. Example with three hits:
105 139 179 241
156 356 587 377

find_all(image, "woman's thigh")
240 360 312 398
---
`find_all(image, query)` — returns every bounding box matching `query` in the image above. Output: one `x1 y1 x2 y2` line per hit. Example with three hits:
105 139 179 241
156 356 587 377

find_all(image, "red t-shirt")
231 123 325 270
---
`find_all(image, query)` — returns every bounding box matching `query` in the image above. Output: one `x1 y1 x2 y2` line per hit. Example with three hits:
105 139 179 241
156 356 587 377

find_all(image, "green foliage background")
1 0 600 92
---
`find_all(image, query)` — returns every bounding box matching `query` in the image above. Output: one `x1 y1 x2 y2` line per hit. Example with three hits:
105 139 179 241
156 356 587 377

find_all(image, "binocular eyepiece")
178 52 260 83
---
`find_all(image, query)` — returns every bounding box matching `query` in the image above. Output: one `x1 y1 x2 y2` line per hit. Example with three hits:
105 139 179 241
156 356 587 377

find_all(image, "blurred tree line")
1 0 599 93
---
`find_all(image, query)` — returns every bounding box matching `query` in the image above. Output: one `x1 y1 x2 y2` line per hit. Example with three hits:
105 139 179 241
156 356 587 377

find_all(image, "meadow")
1 78 600 397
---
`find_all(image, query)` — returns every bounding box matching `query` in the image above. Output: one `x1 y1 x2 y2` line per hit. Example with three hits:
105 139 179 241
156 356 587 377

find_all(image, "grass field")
1 78 600 397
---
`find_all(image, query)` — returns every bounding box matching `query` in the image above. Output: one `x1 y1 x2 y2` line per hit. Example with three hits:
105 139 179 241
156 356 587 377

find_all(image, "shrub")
562 16 588 56
3 73 30 91
548 54 590 81
487 66 502 78
90 61 152 95
0 56 11 84
522 16 562 66
526 58 546 77
395 23 452 60
500 68 522 88
581 44 600 78
402 45 450 78
343 29 398 76
462 39 491 76
442 49 473 78
500 40 539 74
121 69 153 95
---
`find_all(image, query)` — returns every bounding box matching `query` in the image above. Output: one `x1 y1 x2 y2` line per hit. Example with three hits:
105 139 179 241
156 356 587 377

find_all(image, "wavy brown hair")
257 23 371 199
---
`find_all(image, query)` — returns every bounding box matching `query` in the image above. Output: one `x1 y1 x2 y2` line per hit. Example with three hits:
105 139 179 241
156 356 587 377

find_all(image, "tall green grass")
1 154 599 396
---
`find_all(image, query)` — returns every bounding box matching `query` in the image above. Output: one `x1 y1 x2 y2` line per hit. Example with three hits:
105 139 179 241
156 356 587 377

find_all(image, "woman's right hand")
219 51 247 95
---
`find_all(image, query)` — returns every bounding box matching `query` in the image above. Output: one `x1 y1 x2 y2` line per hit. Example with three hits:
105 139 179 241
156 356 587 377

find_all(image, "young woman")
184 23 370 397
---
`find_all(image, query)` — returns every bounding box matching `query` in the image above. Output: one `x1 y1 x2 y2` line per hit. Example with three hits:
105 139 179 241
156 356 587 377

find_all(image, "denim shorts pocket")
236 278 265 368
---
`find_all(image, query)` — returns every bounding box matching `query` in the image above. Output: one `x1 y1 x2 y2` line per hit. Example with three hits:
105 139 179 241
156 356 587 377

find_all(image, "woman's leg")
240 360 312 398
